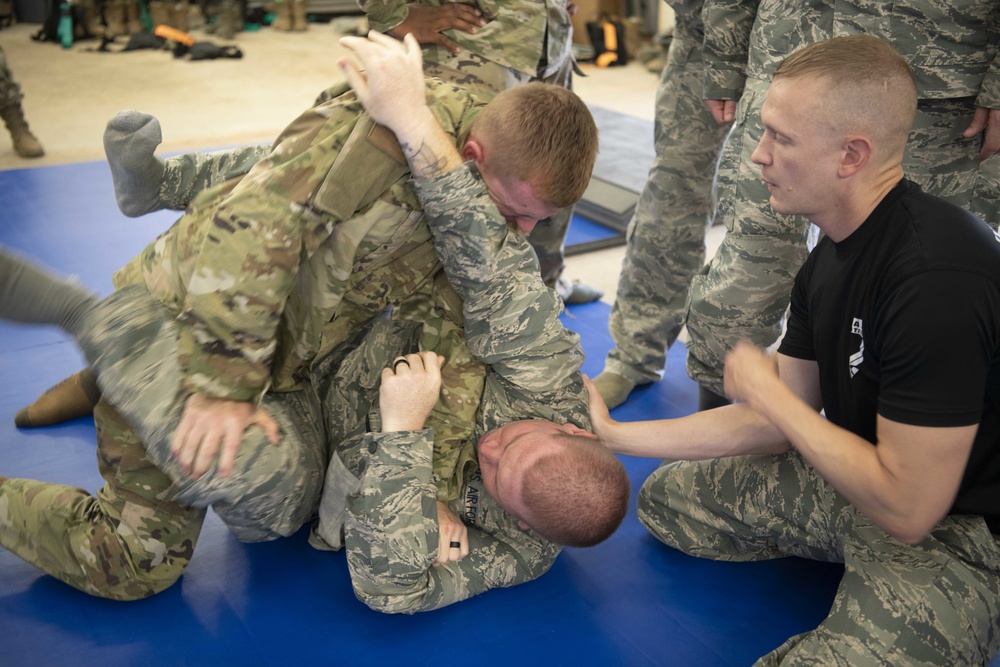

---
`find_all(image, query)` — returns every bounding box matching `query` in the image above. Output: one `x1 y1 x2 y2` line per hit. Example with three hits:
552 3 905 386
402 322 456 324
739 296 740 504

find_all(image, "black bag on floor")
586 18 628 67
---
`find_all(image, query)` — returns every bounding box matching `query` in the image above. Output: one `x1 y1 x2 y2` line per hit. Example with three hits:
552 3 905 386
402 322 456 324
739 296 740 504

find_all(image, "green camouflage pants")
0 399 206 600
603 29 729 384
638 453 1000 665
687 76 1000 394
0 43 24 110
0 285 329 599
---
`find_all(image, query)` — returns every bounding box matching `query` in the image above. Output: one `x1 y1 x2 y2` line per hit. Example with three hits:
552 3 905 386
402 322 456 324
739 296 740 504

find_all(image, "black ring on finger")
449 541 461 549
393 357 410 371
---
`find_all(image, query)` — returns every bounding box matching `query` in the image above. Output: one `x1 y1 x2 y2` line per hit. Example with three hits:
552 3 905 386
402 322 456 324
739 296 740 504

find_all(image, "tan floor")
0 20 722 310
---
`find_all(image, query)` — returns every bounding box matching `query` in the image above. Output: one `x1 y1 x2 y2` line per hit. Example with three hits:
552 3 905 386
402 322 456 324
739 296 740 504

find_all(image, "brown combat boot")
125 0 143 32
15 368 101 428
83 0 106 37
169 0 188 31
290 0 307 30
147 0 170 28
104 0 127 35
270 0 291 30
1 103 44 158
216 0 241 38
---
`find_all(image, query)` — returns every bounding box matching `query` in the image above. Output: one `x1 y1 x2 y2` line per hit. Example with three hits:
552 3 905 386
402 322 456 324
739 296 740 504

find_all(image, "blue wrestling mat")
1 160 993 667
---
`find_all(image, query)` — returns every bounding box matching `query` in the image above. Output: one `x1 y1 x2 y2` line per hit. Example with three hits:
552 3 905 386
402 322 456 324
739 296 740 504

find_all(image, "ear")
839 136 872 177
558 422 599 440
461 137 485 165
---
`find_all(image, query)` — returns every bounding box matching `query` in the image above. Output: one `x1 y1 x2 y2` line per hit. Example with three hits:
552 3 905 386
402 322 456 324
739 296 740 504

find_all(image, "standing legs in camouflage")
638 453 1000 665
0 44 44 159
592 27 728 408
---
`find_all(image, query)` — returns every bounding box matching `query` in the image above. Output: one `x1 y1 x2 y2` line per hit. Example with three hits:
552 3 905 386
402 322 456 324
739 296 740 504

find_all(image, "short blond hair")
775 36 917 162
471 83 599 208
520 433 629 547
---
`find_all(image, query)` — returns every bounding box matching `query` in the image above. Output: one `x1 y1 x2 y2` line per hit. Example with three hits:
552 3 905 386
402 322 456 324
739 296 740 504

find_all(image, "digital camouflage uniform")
687 0 1000 395
0 79 522 601
317 164 590 612
601 0 731 387
0 44 23 110
362 0 579 292
638 453 1000 665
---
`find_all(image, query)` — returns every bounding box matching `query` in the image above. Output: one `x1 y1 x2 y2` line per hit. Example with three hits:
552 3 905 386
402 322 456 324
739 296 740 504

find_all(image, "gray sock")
104 110 167 218
0 247 98 336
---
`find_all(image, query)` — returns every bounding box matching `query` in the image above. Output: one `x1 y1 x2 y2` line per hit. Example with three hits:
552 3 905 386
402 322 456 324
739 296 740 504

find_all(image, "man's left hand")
379 351 445 432
433 501 470 565
962 107 1000 162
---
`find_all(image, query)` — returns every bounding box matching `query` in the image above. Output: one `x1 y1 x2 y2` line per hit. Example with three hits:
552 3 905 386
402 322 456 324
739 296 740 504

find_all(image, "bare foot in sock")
104 110 167 218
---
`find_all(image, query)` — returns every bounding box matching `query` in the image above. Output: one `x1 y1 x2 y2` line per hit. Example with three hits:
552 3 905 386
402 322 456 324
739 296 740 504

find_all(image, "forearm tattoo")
400 139 452 179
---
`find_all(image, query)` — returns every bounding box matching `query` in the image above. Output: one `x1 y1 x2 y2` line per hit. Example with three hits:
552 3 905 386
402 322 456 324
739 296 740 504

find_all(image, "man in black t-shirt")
586 36 1000 665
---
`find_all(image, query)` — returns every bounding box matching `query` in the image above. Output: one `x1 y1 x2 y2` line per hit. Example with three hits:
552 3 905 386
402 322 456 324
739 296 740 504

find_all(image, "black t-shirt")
779 180 1000 533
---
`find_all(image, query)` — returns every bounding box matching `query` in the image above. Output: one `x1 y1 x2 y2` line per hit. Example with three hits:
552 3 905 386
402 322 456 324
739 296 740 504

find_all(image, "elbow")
885 521 934 545
888 528 930 546
878 512 940 545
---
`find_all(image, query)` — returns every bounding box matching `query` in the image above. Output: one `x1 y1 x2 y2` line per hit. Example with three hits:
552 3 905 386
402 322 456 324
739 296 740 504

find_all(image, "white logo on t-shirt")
849 317 864 378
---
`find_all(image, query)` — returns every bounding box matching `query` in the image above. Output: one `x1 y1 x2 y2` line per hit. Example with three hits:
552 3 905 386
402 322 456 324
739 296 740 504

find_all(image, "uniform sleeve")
175 185 306 402
976 50 1000 109
344 430 557 613
701 0 758 100
411 164 585 397
359 0 409 34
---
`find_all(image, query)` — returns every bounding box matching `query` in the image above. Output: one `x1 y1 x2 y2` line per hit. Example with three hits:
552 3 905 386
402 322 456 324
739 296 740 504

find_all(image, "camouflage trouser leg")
604 35 728 384
685 78 809 394
75 284 328 542
158 144 272 210
0 400 205 600
0 43 24 110
638 454 1000 666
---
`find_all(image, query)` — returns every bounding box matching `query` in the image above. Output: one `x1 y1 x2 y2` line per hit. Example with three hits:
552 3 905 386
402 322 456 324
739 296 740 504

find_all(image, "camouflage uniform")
316 165 590 612
601 0 731 386
638 453 1000 665
0 80 501 600
687 0 1000 394
0 44 23 110
362 0 579 292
